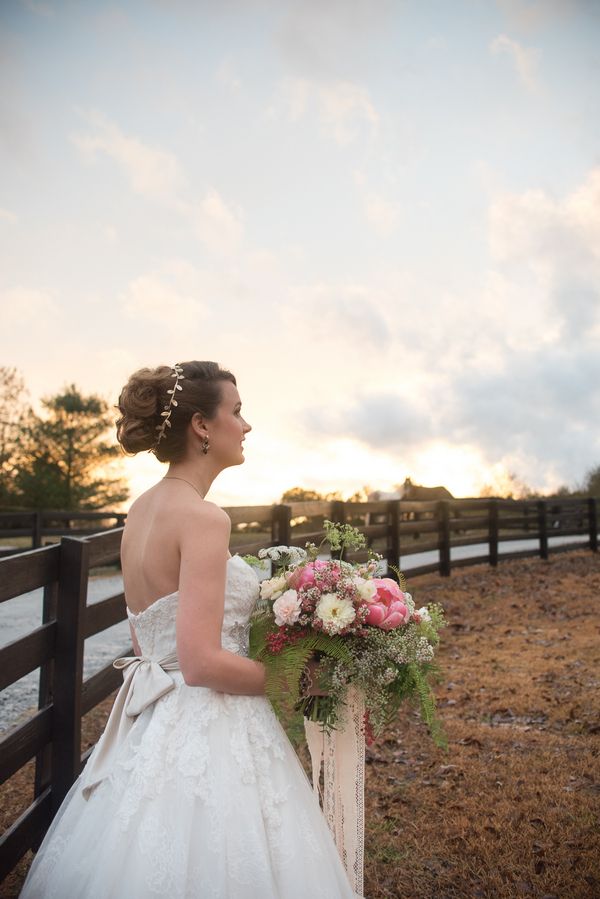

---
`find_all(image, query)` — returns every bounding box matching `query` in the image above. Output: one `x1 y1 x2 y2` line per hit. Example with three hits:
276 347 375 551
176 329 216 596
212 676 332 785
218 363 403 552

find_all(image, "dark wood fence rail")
0 511 127 557
1 496 598 880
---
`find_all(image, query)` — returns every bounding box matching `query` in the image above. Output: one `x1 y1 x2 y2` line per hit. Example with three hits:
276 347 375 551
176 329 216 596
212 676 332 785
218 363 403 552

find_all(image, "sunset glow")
2 1 599 507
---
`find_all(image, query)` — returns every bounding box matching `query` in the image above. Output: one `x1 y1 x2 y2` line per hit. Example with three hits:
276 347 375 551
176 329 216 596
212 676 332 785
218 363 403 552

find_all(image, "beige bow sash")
81 651 180 800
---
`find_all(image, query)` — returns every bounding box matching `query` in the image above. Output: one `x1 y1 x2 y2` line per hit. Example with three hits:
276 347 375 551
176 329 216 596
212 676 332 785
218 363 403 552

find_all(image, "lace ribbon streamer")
81 651 180 800
304 687 365 898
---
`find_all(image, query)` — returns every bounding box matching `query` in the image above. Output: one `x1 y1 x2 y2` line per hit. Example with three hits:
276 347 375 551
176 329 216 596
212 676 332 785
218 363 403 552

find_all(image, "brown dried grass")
2 550 599 898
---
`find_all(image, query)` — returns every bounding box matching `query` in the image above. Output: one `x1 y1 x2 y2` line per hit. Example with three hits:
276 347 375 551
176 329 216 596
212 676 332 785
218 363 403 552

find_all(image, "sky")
1 0 599 507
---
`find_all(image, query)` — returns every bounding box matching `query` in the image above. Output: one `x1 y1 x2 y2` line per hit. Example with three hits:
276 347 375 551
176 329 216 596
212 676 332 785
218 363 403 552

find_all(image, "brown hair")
116 361 236 463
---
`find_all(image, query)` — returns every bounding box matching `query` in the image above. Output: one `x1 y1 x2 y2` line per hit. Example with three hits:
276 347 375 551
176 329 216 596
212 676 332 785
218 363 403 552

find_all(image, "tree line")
1 366 598 513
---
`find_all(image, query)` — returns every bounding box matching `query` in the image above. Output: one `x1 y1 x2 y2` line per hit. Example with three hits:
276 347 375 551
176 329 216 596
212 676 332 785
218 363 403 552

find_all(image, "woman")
20 360 357 899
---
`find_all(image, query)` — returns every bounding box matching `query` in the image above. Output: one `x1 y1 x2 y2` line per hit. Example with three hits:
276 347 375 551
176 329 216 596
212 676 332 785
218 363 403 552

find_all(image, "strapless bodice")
126 555 260 659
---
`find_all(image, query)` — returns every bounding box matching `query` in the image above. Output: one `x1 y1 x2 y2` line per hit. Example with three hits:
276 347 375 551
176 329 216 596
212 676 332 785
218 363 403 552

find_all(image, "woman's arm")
175 502 266 695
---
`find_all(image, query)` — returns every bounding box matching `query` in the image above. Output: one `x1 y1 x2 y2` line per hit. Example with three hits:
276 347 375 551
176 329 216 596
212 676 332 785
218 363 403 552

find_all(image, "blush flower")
351 576 377 604
272 589 302 626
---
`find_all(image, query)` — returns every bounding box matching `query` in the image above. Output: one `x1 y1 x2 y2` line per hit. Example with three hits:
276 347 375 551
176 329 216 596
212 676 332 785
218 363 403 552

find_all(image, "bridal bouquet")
246 521 447 747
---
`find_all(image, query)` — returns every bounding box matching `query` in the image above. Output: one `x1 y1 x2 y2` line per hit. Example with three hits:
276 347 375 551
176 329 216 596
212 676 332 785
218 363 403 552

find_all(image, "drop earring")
202 435 210 455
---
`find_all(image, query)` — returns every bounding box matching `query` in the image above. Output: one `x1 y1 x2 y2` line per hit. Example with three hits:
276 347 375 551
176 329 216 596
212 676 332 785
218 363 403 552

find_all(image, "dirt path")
2 550 599 898
362 550 600 898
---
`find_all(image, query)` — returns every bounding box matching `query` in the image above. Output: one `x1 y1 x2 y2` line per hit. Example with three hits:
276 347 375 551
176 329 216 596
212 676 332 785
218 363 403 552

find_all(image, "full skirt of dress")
20 677 357 899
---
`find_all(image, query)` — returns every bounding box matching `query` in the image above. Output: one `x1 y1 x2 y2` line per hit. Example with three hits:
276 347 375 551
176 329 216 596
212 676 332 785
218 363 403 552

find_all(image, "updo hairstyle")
116 361 236 463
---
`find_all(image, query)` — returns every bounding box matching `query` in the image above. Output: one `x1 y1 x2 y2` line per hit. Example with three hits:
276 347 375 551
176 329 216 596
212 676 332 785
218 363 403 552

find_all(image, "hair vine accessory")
154 363 185 448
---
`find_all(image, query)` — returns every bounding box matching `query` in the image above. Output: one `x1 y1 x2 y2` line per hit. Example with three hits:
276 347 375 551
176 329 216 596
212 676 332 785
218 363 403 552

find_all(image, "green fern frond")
387 564 407 590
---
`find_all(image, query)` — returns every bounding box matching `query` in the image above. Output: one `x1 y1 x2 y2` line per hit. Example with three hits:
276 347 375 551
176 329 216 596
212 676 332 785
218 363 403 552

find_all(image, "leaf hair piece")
154 363 185 449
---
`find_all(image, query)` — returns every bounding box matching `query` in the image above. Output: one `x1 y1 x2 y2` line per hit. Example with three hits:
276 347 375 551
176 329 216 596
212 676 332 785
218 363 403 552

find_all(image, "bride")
20 360 357 898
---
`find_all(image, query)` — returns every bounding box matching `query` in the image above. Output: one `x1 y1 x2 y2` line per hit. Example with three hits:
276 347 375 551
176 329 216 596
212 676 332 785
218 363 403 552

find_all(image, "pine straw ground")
2 550 599 899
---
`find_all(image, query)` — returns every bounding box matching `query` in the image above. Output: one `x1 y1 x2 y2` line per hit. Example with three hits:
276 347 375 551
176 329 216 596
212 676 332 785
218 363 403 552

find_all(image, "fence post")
33 511 42 549
330 500 346 526
588 498 598 552
386 500 400 579
271 504 291 547
488 499 499 567
438 500 451 577
51 536 89 816
537 500 548 560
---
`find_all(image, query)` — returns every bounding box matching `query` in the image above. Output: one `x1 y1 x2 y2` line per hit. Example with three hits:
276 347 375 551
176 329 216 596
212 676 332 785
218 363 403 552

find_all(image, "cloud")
364 192 399 235
121 273 208 333
299 166 600 490
316 80 379 145
353 172 399 235
1 286 59 328
490 34 541 93
20 0 54 16
496 0 580 31
276 0 394 81
488 167 600 339
312 391 434 450
278 77 379 145
72 111 184 202
284 282 391 351
445 344 600 484
72 111 247 257
0 35 33 161
216 57 242 93
194 189 244 254
0 208 17 223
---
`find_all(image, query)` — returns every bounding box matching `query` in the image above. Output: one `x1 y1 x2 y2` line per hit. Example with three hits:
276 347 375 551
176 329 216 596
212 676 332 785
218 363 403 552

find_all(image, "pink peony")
287 559 341 591
365 578 410 630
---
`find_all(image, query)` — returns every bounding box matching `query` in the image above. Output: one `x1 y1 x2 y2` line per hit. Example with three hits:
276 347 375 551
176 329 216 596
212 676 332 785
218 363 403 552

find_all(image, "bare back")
121 483 229 615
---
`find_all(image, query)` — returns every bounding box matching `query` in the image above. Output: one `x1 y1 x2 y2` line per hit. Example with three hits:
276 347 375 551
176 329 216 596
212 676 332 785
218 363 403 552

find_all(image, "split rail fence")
0 495 598 881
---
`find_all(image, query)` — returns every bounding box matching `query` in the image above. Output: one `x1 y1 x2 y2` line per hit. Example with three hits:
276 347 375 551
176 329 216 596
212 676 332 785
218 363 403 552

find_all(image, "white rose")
272 589 302 626
417 605 431 622
315 593 356 635
352 577 377 604
260 575 287 600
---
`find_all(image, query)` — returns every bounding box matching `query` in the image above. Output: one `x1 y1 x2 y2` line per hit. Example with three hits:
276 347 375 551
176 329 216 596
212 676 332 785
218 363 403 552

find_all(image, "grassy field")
2 550 599 898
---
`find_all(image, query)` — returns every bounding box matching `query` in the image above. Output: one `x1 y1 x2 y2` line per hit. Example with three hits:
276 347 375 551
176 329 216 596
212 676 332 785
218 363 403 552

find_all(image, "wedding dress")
20 555 357 898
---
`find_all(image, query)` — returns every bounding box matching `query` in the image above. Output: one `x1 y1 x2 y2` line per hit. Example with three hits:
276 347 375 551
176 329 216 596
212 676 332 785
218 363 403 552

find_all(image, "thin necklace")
162 476 205 499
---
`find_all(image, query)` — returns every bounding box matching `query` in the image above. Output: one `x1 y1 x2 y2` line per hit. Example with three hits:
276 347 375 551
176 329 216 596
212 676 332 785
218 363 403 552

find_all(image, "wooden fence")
0 511 127 557
0 496 598 880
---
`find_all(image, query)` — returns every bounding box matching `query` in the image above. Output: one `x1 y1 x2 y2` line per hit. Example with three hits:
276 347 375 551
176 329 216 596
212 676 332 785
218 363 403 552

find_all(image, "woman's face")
207 379 252 467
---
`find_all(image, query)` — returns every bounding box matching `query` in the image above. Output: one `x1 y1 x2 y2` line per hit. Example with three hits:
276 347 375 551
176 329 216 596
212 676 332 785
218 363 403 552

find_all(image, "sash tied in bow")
82 650 180 800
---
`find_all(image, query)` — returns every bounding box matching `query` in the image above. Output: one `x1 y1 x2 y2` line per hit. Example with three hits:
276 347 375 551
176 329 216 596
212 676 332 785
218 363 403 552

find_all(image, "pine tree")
14 384 128 510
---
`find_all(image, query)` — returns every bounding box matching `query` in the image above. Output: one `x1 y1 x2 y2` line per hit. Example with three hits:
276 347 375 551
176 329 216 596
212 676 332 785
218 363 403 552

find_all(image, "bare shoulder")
178 499 231 543
190 499 230 527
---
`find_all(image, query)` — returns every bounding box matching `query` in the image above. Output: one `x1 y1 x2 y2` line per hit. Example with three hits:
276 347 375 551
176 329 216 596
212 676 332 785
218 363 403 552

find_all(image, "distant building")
369 477 454 502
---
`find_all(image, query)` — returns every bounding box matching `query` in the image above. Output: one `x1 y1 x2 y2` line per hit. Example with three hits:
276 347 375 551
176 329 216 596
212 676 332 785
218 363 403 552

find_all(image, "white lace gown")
20 556 356 898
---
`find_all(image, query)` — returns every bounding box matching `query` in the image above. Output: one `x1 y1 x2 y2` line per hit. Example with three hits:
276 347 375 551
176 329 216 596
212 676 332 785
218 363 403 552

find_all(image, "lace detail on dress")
127 593 178 660
223 620 251 656
21 553 356 899
126 555 259 661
